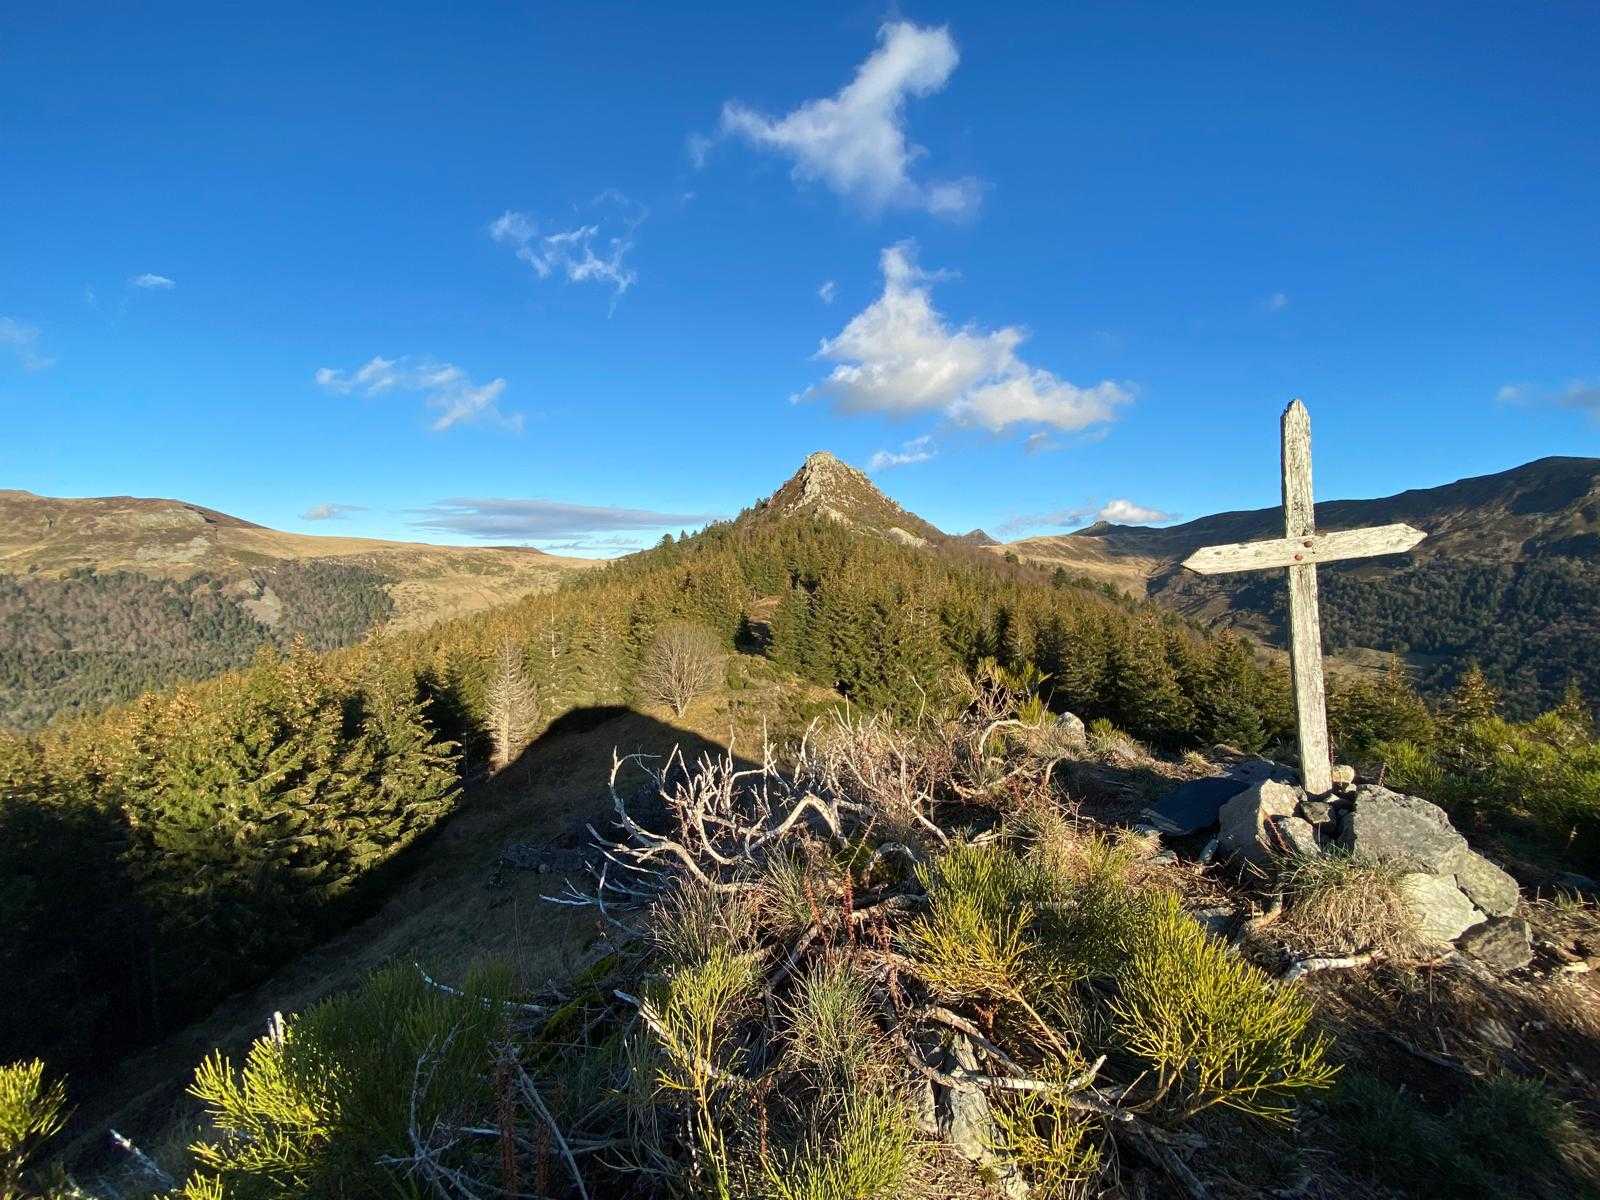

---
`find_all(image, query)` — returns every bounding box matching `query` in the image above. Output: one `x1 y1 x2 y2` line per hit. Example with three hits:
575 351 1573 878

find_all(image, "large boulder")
1339 786 1469 873
1457 917 1534 971
1218 779 1303 868
1399 873 1485 943
1271 815 1320 858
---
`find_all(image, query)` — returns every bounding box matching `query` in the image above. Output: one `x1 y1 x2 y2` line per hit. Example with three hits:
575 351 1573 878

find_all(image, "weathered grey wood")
1181 523 1426 575
1281 400 1332 796
1179 399 1427 798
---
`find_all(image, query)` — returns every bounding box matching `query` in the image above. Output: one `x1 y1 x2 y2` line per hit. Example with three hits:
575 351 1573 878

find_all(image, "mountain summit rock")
754 451 949 547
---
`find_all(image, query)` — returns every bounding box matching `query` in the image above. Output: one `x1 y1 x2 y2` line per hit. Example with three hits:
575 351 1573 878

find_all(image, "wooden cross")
1181 400 1426 795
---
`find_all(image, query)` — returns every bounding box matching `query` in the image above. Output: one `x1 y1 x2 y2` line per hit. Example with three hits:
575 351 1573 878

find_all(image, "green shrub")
178 963 510 1199
1110 893 1335 1121
0 1060 67 1200
991 1085 1103 1199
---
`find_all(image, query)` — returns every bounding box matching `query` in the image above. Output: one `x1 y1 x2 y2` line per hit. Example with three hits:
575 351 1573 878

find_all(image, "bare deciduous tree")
485 637 537 771
639 622 723 718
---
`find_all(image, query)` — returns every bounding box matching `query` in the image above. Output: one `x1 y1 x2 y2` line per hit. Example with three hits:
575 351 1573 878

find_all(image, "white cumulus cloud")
798 242 1132 435
315 356 521 432
130 273 175 289
867 435 936 471
718 21 981 218
489 192 645 303
0 317 53 371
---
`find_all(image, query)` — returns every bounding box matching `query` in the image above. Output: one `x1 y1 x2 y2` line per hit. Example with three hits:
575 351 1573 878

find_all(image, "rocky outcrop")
1151 764 1527 966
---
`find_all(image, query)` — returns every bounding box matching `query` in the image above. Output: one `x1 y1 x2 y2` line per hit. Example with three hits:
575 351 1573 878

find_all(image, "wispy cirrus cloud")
130 273 175 290
999 499 1177 537
1264 291 1289 312
0 317 53 371
301 502 367 521
489 191 646 305
818 280 838 304
410 497 723 542
713 21 982 219
867 434 936 471
315 356 521 432
797 242 1132 436
1495 377 1600 418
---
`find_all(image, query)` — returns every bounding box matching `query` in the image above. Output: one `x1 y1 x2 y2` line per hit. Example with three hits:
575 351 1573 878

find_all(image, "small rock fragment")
1399 873 1486 944
1456 916 1533 972
1451 850 1520 917
1299 800 1333 826
1271 815 1321 858
1329 764 1357 789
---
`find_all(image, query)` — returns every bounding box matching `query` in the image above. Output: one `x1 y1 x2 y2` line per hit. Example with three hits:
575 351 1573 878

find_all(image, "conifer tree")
484 638 537 771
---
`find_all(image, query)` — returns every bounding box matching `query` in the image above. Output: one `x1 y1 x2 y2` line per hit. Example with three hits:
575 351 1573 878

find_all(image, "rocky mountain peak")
756 451 949 547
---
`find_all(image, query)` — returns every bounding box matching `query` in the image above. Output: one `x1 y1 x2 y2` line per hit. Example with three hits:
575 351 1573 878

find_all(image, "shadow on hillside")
485 704 764 871
54 702 763 1175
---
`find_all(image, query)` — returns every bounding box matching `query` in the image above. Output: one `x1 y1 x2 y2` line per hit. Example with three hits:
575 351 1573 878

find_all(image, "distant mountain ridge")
997 456 1600 714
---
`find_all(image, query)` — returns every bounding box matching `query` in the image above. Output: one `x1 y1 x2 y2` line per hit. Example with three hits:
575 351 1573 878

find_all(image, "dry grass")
1281 851 1423 959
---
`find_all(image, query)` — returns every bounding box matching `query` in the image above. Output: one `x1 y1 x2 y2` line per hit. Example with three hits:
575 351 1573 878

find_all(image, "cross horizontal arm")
1181 523 1426 576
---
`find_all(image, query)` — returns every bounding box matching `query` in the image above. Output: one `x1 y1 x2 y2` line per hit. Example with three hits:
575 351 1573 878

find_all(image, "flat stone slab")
1453 850 1520 917
1142 776 1252 835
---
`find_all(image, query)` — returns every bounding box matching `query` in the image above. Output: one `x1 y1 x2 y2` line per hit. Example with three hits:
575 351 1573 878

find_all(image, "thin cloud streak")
0 317 54 371
410 497 724 541
315 356 522 432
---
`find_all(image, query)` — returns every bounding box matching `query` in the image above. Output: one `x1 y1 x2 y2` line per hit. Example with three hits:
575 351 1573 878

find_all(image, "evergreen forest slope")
0 490 592 729
999 456 1600 714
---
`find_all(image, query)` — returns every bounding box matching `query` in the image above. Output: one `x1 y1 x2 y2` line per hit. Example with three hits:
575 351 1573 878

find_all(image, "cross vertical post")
1180 400 1427 797
1280 400 1331 796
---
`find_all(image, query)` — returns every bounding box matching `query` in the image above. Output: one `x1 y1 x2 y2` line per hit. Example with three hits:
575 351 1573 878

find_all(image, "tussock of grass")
1281 850 1421 958
762 1086 923 1200
1329 1069 1597 1199
653 878 763 968
784 961 882 1083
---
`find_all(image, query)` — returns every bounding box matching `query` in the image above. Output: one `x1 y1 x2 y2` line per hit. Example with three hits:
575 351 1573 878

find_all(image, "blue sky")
2 2 1596 554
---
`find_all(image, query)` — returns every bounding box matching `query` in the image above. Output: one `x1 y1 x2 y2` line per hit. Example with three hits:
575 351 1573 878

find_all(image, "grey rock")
1053 710 1087 748
1399 873 1486 944
1272 815 1321 858
1218 779 1303 867
941 1035 1029 1198
1452 851 1520 917
1330 764 1357 789
1340 786 1468 873
1192 906 1237 938
1299 800 1333 826
1457 916 1533 971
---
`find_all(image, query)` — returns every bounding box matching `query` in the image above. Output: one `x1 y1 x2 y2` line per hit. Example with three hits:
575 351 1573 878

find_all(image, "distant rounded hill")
0 490 593 730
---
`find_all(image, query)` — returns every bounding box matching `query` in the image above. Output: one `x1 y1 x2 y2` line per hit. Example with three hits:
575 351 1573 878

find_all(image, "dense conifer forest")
0 562 395 731
1192 555 1600 717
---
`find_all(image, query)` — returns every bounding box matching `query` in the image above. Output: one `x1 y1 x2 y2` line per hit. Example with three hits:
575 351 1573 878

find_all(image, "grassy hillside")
0 490 592 729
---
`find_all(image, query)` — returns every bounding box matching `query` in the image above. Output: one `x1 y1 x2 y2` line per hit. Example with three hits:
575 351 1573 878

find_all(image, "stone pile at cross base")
1144 758 1532 972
